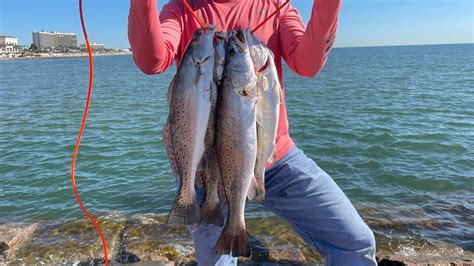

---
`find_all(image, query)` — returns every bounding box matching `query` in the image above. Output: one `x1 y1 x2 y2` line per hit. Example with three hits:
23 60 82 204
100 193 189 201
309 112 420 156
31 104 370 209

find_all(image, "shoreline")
1 214 472 265
0 52 131 61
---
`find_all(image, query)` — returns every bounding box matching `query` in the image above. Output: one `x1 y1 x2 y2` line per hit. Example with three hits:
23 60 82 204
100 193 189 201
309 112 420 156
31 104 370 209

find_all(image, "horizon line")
75 41 474 50
334 42 473 49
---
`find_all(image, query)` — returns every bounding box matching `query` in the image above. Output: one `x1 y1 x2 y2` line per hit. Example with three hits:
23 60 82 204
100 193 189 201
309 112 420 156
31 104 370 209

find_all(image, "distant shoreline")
2 43 471 61
334 42 473 49
0 52 131 61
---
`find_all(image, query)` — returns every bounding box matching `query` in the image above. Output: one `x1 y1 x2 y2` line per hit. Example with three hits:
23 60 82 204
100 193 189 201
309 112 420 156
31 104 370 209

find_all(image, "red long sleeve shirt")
128 0 342 163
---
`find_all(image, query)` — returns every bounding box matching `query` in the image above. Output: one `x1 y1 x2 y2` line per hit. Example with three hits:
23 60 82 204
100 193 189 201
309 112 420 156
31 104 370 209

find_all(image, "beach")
0 51 131 61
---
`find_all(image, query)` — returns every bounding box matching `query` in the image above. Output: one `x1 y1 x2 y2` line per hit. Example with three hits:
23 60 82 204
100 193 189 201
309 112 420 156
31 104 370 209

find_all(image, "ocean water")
1 44 473 252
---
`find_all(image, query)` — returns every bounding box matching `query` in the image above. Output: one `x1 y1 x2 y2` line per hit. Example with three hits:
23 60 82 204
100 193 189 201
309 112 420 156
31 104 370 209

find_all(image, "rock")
0 223 38 263
119 214 195 264
4 214 473 265
374 231 474 266
243 216 323 264
267 246 305 262
377 255 474 266
374 231 471 257
11 213 126 265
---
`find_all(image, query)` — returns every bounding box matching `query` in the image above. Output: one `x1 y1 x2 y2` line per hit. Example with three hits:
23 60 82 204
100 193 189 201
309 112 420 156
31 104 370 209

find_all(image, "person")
128 0 377 264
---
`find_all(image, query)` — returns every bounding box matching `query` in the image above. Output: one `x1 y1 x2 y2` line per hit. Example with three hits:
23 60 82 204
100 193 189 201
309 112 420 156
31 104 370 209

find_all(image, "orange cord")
252 0 290 33
181 0 206 28
73 0 109 265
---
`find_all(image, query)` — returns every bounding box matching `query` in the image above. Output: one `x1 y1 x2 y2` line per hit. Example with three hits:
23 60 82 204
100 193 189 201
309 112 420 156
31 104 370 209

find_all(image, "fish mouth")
205 24 216 31
194 24 216 39
201 24 216 33
232 30 247 53
215 30 226 37
214 31 226 42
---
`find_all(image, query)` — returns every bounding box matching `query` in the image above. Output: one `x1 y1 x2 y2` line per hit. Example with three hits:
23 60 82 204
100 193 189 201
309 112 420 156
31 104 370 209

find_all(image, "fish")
215 29 258 257
162 25 216 225
244 29 281 202
200 31 227 226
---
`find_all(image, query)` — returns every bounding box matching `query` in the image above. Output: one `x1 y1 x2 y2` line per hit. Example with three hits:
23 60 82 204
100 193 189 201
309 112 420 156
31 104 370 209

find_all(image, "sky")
0 0 472 49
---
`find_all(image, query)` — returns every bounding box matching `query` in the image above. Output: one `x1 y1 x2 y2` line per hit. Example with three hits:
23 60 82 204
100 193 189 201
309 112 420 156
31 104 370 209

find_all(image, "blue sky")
0 0 472 48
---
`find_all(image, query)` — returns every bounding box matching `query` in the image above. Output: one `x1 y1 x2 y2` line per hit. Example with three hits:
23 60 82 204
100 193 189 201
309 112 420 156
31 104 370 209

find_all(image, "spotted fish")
163 25 216 225
200 31 227 226
215 30 258 257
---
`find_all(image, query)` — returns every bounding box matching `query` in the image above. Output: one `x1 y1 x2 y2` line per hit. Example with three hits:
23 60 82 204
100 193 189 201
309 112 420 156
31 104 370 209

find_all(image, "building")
0 36 20 53
79 42 105 50
32 31 77 49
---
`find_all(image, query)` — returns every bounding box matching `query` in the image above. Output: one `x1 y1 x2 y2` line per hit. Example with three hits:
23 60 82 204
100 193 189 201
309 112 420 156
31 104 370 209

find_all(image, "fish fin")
201 201 224 227
196 156 206 173
247 177 259 201
215 225 251 257
195 170 205 188
194 151 206 188
167 196 201 225
162 119 180 178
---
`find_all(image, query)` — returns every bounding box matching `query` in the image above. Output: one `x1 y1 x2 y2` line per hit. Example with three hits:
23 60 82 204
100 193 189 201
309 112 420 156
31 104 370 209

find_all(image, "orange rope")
181 0 206 28
74 0 109 265
252 0 290 33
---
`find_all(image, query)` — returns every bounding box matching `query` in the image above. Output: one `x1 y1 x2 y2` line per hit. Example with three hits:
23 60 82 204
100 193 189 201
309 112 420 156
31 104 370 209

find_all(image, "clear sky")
0 0 472 48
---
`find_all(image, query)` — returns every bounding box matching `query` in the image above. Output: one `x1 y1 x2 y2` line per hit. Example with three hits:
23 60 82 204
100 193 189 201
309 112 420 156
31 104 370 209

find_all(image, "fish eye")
196 30 202 36
229 48 235 56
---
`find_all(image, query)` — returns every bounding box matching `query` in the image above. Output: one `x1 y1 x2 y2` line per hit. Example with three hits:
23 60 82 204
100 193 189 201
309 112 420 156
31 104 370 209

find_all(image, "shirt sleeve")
278 0 342 77
128 0 183 74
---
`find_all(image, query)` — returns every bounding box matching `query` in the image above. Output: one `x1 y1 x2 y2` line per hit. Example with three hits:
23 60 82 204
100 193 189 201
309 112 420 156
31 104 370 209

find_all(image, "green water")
0 44 473 251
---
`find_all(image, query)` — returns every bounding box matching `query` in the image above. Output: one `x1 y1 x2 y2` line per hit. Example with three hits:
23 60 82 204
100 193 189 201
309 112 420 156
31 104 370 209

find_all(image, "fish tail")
167 197 201 225
215 224 251 257
200 199 224 226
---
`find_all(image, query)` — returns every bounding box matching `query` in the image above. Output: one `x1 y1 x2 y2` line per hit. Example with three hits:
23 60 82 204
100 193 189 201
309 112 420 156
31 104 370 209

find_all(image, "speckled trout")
162 25 216 225
244 28 281 202
200 31 227 226
215 30 258 257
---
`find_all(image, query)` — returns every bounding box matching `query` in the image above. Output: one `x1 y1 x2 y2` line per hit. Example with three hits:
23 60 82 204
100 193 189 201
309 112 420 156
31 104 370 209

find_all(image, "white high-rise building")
32 31 78 49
